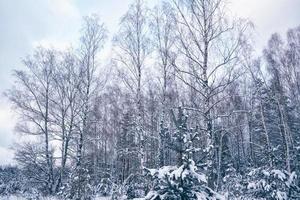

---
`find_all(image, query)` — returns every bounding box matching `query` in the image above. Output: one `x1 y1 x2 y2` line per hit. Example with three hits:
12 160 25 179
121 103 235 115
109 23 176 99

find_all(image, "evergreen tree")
144 108 224 200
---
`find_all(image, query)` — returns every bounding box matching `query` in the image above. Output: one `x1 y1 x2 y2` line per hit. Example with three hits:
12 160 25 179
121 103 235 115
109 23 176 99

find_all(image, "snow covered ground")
0 196 112 200
0 196 56 200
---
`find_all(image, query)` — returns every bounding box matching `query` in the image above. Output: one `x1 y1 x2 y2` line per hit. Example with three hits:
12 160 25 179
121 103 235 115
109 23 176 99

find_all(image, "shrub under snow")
246 167 299 199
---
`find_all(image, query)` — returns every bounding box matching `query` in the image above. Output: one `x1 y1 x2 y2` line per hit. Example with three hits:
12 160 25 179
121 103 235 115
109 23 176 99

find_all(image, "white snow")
0 196 112 200
276 191 287 200
0 196 57 200
146 165 177 179
271 169 286 181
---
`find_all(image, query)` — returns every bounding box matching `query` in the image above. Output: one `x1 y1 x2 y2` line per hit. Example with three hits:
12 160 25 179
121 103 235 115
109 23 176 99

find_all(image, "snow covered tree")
144 107 224 200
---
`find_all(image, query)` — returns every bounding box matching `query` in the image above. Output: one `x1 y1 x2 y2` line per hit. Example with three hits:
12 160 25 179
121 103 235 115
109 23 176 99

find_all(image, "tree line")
3 0 300 199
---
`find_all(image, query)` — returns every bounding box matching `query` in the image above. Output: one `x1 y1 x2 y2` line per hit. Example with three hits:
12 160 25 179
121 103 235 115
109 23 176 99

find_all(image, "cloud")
0 99 16 147
230 0 300 50
48 0 80 19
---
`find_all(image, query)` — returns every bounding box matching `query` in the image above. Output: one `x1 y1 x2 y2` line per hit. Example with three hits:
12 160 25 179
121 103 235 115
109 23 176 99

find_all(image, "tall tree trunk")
45 80 54 194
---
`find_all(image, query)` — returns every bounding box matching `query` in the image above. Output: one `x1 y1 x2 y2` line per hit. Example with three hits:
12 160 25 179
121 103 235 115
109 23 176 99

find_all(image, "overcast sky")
0 0 300 165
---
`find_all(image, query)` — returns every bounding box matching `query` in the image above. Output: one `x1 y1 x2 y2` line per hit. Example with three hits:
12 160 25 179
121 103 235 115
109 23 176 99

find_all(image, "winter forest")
1 0 300 199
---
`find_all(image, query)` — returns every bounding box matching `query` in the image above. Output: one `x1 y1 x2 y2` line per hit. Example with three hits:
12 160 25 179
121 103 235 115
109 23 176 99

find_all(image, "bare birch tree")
150 2 178 167
113 0 151 169
67 15 107 199
169 0 249 188
76 15 107 168
51 50 82 191
7 48 57 194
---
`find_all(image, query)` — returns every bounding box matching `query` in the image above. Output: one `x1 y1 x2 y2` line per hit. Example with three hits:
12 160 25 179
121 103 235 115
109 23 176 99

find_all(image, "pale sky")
0 0 299 165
